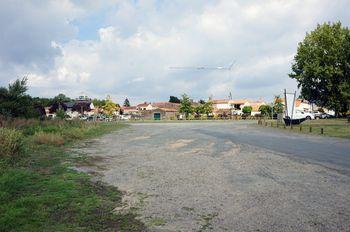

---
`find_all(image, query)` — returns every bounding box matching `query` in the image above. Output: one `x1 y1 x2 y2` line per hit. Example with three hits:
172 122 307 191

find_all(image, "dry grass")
33 132 65 146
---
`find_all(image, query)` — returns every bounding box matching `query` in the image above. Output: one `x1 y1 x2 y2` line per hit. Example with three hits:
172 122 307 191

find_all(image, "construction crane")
169 61 235 71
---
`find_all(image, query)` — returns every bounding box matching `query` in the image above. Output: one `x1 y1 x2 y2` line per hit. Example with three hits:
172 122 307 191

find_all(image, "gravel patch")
73 122 350 231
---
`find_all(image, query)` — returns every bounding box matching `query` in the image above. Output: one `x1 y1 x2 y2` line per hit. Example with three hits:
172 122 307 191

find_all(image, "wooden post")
300 125 302 131
321 128 324 134
309 126 312 133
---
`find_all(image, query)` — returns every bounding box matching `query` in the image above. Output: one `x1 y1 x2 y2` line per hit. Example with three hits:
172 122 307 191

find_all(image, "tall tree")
0 77 39 118
123 98 130 107
92 98 106 107
289 22 350 115
169 96 181 103
103 99 117 116
259 105 273 117
179 94 193 119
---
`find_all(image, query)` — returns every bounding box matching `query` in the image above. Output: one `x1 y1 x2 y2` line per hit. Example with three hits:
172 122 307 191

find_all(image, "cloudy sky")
0 0 349 104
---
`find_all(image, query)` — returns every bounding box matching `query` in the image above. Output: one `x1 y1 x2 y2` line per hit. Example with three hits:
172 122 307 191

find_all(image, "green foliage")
123 98 130 107
0 77 40 118
242 106 252 114
289 22 350 115
0 128 24 158
259 105 273 117
0 121 144 231
179 94 193 119
92 98 106 107
273 95 284 114
53 93 71 103
169 96 181 103
195 101 213 116
102 99 117 116
56 109 66 119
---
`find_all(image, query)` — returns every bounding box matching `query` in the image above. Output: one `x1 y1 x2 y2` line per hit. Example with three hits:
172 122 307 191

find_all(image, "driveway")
75 121 350 231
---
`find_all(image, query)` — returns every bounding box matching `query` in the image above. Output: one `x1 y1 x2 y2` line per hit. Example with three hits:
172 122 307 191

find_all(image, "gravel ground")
73 122 350 232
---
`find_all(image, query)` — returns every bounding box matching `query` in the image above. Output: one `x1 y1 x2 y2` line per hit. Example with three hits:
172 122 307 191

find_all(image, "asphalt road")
195 122 350 173
75 121 350 232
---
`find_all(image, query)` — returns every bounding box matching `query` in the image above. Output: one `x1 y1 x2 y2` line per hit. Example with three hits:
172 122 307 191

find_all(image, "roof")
137 102 150 107
122 106 137 110
212 99 229 104
229 99 248 104
152 102 180 109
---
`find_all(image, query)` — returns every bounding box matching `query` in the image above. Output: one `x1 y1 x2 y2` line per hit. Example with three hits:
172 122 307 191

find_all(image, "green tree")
202 101 213 116
242 106 252 115
169 96 181 103
53 93 70 103
56 109 66 119
273 95 284 114
259 105 273 117
92 99 106 107
179 94 193 119
289 22 350 116
103 99 117 116
123 98 130 107
194 104 204 115
53 93 71 111
0 77 39 118
194 101 213 116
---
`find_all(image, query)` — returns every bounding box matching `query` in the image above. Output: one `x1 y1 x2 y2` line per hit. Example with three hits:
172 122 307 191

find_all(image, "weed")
0 128 24 157
33 132 65 146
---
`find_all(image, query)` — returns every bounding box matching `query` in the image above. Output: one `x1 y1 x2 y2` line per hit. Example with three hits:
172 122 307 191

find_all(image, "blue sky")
0 0 349 104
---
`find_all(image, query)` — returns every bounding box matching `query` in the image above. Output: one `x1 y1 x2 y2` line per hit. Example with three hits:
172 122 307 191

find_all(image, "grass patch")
0 128 24 158
0 119 145 231
33 131 65 146
260 118 350 139
149 217 166 226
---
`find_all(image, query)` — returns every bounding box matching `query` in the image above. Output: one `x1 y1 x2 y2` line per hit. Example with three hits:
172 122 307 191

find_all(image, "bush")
0 128 24 157
33 132 65 146
242 106 252 114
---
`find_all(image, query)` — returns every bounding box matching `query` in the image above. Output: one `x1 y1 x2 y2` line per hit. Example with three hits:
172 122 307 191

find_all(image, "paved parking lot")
76 121 350 231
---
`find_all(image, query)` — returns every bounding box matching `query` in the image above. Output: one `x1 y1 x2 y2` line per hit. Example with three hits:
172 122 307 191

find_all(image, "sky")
0 0 349 104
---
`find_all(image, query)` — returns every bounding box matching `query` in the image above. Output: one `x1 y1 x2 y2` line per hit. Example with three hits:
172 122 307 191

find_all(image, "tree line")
0 78 123 118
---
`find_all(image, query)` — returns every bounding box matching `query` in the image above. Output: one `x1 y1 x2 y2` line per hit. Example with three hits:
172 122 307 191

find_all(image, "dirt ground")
73 122 350 232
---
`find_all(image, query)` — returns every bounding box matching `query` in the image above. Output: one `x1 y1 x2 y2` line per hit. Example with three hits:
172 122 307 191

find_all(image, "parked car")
294 110 315 120
120 114 131 120
79 115 88 121
232 110 243 116
313 111 324 119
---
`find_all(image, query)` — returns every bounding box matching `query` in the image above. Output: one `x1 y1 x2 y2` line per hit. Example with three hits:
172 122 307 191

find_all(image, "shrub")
0 128 24 157
56 109 66 119
242 106 252 115
33 132 65 146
